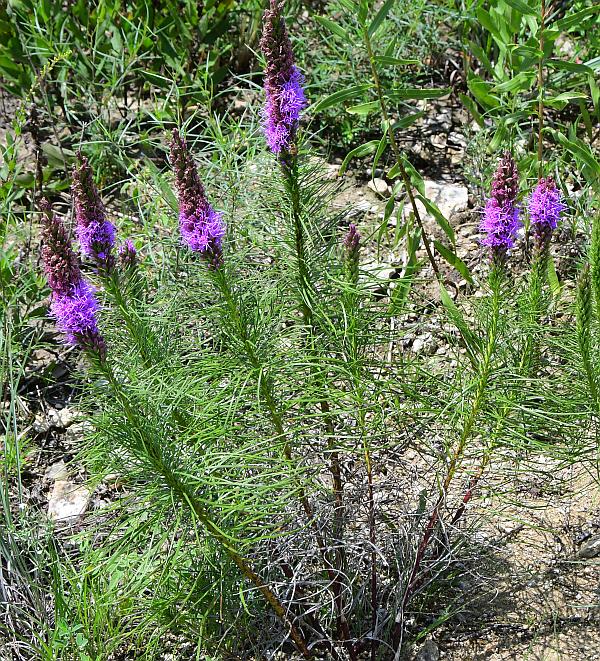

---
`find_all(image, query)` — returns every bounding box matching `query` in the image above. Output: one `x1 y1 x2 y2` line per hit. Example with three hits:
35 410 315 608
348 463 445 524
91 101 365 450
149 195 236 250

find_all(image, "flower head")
51 281 106 360
39 199 106 360
260 0 307 154
72 153 116 270
40 199 81 297
169 129 225 267
118 239 138 270
480 152 522 263
343 223 361 283
529 177 565 235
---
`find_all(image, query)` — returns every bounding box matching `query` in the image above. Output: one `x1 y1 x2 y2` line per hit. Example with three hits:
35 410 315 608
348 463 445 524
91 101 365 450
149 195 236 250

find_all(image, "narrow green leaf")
555 131 600 181
312 84 370 113
368 0 396 37
439 284 482 368
554 6 600 31
346 100 380 116
390 111 424 130
434 240 473 285
547 256 561 298
388 87 451 101
314 15 348 40
547 59 593 75
492 71 536 93
503 0 535 16
339 140 379 175
459 93 484 127
375 56 418 67
416 194 455 247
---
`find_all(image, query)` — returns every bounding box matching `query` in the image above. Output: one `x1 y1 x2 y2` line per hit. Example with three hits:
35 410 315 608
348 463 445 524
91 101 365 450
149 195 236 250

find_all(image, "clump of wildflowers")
260 0 307 155
169 129 225 268
40 199 106 360
528 177 565 259
480 152 522 264
72 153 116 271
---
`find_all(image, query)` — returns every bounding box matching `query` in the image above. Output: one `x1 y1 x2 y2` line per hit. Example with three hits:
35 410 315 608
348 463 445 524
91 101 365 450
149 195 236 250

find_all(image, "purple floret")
179 206 225 255
50 281 106 359
260 0 307 155
263 66 307 154
72 153 116 270
528 177 565 258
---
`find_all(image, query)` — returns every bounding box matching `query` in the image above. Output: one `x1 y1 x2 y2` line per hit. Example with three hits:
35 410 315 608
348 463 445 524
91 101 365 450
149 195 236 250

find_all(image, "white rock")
47 480 90 522
430 133 447 149
367 178 389 195
45 460 69 481
423 180 469 218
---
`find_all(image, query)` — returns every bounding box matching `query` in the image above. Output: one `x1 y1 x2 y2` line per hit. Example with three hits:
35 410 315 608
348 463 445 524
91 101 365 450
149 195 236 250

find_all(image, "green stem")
362 26 441 281
537 0 546 179
393 268 500 650
211 265 353 654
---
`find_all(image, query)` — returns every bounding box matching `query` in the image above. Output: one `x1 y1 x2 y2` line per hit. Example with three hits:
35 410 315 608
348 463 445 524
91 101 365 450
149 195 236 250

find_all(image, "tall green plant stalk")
393 267 502 653
279 154 354 657
96 357 313 659
210 265 353 656
520 249 548 375
589 213 600 329
103 272 157 367
576 264 599 410
537 0 546 179
361 26 441 281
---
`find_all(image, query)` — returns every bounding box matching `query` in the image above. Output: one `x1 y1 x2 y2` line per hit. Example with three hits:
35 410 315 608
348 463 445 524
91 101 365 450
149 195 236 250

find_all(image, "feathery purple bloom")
72 153 116 270
170 129 225 267
260 0 307 154
50 281 106 359
529 177 565 235
528 177 565 259
480 152 522 262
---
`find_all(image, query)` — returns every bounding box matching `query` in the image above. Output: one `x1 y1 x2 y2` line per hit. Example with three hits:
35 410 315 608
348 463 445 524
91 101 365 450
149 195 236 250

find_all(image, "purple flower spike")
480 152 522 264
260 0 307 155
72 153 116 271
40 199 81 297
528 177 565 256
39 199 106 360
51 281 106 360
344 223 360 282
344 223 360 256
169 129 225 268
118 239 138 270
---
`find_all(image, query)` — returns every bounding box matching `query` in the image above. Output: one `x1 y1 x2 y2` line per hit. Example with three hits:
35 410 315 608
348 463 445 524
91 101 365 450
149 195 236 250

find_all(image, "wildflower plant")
32 1 598 659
